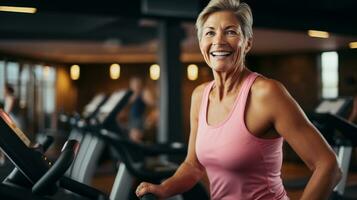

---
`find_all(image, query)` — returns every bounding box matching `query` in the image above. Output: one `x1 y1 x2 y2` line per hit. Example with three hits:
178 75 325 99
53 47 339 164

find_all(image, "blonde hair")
195 0 253 41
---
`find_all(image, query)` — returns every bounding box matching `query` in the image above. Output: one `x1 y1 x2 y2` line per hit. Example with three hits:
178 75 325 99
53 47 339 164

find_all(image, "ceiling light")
349 42 357 49
110 63 120 80
307 30 329 38
0 6 37 14
187 64 198 81
70 65 80 80
149 64 160 80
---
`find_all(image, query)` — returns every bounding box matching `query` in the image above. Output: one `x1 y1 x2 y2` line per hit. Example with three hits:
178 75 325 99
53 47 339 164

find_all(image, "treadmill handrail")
141 193 158 200
101 130 187 156
32 140 79 195
100 130 187 181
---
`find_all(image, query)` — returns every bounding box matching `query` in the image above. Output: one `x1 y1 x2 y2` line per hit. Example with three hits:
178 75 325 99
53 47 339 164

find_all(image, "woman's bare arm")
257 79 341 200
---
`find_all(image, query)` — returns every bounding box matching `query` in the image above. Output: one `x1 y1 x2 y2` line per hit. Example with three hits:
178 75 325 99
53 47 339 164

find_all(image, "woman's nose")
212 32 226 45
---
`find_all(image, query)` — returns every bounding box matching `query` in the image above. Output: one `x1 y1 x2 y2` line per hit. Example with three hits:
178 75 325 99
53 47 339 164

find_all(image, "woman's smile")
210 50 233 59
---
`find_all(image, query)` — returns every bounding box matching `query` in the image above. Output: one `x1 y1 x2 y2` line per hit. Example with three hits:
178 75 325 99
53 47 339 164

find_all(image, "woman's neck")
212 67 250 101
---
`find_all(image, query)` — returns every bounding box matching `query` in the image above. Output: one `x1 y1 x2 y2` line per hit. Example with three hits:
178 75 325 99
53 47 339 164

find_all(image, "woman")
136 0 342 199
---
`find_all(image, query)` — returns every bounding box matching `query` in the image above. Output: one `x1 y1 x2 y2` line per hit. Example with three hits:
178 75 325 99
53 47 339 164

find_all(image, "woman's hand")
135 182 167 199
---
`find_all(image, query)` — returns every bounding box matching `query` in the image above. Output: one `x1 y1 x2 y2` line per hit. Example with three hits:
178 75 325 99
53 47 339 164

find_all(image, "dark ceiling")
248 0 357 36
1 0 357 41
0 0 356 63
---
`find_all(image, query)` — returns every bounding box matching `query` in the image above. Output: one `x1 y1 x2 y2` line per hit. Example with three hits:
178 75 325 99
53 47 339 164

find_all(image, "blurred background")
0 0 356 199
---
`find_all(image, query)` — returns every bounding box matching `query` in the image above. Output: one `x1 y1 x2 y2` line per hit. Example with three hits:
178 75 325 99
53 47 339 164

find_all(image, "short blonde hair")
195 0 253 41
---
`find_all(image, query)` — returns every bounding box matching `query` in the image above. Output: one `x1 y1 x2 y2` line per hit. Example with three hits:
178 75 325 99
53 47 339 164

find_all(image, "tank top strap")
199 81 215 121
235 72 260 120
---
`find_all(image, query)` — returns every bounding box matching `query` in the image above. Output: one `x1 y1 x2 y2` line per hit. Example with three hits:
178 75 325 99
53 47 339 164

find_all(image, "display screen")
0 109 31 147
83 94 106 117
315 99 346 115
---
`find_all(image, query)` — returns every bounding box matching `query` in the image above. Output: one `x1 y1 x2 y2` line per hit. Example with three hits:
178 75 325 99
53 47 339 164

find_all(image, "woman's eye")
226 30 237 35
205 31 215 36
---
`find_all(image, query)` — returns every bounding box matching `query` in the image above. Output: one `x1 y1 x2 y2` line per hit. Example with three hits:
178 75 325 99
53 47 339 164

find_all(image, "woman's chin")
211 64 232 72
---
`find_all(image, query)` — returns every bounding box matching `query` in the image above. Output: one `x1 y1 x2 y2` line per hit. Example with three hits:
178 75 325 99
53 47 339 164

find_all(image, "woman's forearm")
160 161 204 197
300 162 342 200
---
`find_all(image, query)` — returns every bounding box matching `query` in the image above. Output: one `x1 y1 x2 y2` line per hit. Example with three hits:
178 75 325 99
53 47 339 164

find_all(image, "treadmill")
68 88 208 200
60 93 109 182
66 89 132 185
0 109 109 200
63 93 108 148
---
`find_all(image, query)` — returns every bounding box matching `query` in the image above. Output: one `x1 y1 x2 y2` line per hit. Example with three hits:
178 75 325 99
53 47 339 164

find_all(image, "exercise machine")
99 130 209 200
66 89 132 184
0 109 109 200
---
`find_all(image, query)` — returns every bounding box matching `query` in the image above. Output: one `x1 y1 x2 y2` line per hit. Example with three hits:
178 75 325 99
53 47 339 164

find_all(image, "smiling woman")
135 0 342 200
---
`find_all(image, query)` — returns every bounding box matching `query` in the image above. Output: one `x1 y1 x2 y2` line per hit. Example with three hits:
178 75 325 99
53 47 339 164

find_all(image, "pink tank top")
196 72 289 200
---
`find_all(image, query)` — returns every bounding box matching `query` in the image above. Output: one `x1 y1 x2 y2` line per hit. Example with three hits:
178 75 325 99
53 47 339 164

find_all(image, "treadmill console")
0 109 50 183
0 110 31 147
82 93 107 119
315 97 353 117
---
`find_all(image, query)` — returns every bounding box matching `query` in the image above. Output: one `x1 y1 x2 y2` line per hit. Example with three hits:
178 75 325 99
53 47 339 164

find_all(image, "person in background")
4 84 16 113
4 84 21 127
128 76 155 143
135 0 341 199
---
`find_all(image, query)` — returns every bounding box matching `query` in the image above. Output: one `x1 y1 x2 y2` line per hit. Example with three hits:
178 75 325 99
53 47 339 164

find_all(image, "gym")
0 0 356 199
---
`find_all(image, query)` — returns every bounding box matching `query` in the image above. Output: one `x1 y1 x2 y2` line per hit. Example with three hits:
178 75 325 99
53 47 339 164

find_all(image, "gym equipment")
99 129 209 200
0 109 109 200
61 93 108 147
62 89 208 200
57 93 107 141
66 89 132 184
141 193 157 200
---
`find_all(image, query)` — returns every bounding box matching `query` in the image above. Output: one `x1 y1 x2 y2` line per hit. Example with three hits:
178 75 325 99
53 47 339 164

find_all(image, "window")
321 52 338 99
35 65 56 114
6 62 20 88
19 64 31 108
43 66 56 114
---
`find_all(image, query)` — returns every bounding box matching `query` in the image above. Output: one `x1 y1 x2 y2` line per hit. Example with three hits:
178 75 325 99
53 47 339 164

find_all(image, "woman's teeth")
210 51 232 57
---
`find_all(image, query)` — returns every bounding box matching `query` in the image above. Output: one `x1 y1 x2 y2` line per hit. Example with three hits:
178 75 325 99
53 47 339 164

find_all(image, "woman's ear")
244 37 253 54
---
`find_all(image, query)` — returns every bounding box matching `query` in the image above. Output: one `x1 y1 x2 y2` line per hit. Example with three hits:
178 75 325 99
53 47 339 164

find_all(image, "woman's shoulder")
251 76 288 101
193 81 212 95
191 81 212 103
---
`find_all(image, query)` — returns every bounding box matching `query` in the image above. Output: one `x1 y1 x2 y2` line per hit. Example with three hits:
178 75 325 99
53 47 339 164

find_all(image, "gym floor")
91 161 357 200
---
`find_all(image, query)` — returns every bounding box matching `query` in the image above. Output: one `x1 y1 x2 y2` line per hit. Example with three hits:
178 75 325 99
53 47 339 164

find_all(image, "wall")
56 66 78 114
338 49 357 96
248 53 320 112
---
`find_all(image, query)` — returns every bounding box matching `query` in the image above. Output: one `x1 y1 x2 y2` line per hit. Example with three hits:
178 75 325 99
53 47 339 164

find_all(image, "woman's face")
199 11 250 73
